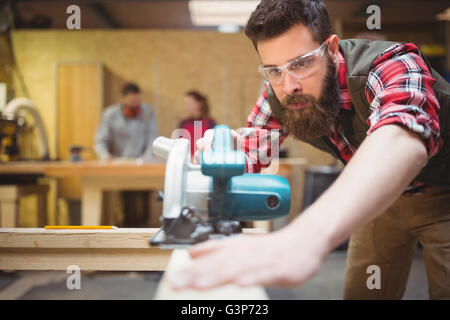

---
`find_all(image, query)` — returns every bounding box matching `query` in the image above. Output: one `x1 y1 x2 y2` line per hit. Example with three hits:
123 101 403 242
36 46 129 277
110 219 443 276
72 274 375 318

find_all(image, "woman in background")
178 90 217 157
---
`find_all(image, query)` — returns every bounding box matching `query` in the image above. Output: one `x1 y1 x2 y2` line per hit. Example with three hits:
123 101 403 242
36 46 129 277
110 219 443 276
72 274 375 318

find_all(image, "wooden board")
155 250 268 300
0 228 170 271
44 161 166 177
0 162 48 174
0 228 264 271
0 161 165 178
56 63 103 198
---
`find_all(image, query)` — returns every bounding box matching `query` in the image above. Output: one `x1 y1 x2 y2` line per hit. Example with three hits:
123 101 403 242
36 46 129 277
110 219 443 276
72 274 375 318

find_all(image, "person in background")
94 82 159 227
178 90 217 157
94 82 159 162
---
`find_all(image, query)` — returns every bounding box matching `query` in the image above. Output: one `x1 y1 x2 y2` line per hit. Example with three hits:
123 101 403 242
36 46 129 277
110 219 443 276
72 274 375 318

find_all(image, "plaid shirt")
239 42 442 192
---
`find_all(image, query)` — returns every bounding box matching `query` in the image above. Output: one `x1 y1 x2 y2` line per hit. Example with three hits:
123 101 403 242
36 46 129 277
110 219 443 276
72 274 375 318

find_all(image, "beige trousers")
343 186 450 299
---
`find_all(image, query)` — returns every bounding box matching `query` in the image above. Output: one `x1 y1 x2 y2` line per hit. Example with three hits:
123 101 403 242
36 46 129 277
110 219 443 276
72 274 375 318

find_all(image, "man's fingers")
195 137 205 150
194 129 242 164
231 129 241 149
197 129 240 152
171 237 247 289
188 238 234 259
194 129 215 164
234 268 274 287
171 254 241 290
193 150 201 164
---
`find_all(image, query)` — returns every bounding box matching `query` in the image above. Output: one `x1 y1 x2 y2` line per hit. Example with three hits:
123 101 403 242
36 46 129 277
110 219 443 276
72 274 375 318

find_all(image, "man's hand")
170 226 328 290
193 128 242 164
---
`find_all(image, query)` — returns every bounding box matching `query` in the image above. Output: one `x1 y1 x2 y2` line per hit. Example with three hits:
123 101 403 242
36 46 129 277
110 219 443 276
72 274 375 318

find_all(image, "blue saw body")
202 125 290 221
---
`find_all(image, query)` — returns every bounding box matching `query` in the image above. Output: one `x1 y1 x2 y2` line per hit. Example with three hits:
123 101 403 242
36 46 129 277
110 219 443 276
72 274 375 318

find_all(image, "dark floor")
0 250 428 300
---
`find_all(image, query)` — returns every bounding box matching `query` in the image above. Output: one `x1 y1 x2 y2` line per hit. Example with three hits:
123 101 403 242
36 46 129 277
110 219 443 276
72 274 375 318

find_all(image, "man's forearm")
285 124 428 257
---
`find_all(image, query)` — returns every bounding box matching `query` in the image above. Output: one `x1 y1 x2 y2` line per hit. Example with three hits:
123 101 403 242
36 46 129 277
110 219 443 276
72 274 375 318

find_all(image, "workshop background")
0 0 449 299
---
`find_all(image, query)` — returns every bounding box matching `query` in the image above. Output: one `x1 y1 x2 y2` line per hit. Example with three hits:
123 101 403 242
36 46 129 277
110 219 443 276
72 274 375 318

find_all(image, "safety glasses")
258 35 332 85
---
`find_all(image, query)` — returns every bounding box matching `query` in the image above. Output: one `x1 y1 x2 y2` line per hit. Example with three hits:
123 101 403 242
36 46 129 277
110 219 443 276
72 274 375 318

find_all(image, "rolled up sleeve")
365 44 442 158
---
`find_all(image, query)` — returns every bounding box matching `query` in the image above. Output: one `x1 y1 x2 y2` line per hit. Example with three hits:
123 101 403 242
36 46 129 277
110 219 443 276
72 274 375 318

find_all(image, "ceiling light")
217 24 240 33
189 0 260 26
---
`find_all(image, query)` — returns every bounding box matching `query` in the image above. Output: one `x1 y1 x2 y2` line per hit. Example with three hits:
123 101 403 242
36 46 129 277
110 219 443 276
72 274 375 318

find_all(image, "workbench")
44 161 165 225
0 161 166 226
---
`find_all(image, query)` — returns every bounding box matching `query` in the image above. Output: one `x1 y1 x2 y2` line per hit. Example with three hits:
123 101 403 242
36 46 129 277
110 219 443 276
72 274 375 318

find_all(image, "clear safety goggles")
258 35 332 85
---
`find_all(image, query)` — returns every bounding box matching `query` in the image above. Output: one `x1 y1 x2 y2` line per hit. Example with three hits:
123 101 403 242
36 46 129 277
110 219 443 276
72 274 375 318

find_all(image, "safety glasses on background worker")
258 35 333 85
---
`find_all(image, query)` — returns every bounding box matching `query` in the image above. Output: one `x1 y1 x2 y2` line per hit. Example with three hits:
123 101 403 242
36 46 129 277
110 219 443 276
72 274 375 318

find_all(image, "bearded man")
172 0 450 299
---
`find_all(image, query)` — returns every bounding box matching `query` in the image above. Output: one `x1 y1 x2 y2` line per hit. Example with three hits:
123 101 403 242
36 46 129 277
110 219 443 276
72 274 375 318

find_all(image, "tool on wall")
0 97 50 161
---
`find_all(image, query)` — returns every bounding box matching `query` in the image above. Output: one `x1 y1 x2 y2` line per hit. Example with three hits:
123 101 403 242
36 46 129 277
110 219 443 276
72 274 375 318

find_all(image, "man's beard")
278 56 340 141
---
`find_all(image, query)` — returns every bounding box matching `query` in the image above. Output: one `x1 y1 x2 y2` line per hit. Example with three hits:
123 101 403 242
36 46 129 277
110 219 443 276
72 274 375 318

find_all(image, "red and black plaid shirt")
239 42 442 193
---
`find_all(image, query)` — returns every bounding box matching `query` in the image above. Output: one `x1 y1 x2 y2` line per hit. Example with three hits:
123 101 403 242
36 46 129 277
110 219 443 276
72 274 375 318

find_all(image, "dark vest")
266 39 450 188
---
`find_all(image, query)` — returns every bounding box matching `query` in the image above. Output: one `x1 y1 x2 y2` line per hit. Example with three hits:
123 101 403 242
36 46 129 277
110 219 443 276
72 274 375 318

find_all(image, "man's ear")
327 34 340 63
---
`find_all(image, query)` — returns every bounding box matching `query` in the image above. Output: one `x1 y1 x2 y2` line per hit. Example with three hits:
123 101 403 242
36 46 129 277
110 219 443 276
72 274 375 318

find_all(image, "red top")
178 117 217 156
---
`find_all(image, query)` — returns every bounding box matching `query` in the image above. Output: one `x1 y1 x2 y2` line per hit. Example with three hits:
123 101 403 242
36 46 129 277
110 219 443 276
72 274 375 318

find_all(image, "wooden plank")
155 250 268 300
0 228 160 248
81 176 164 189
252 220 271 232
0 202 17 228
0 186 19 228
57 63 103 162
0 228 263 248
0 228 264 271
57 63 103 199
0 228 170 271
0 185 19 200
0 248 170 271
44 161 166 178
0 162 48 174
81 185 103 226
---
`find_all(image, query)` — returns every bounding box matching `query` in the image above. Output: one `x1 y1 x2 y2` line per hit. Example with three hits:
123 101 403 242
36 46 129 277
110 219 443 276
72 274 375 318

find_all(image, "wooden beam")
0 228 168 271
155 250 268 300
0 228 264 271
44 161 166 178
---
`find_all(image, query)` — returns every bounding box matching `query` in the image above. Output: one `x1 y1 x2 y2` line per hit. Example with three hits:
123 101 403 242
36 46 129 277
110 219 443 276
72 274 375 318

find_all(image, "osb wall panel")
0 36 9 84
10 29 333 165
0 35 14 98
10 30 261 158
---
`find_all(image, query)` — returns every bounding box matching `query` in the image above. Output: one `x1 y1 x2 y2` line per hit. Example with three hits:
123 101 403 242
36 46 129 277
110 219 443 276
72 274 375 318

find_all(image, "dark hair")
186 90 210 118
245 0 333 50
122 82 141 96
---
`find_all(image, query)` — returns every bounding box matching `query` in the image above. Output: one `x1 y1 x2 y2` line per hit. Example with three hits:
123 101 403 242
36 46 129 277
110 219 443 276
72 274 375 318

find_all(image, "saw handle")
201 125 246 178
211 124 233 152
